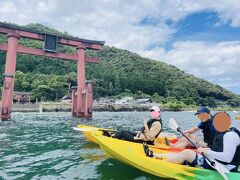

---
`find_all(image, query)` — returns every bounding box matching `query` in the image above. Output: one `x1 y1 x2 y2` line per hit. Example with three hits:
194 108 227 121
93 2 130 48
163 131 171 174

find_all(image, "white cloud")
37 1 57 13
0 1 17 13
139 41 240 93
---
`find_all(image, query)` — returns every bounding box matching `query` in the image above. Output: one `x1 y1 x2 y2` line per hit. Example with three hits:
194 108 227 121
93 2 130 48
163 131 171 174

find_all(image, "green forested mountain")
0 22 239 107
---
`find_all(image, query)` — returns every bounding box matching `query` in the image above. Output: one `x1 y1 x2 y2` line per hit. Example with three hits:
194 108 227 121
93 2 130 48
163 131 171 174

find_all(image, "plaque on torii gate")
0 22 104 120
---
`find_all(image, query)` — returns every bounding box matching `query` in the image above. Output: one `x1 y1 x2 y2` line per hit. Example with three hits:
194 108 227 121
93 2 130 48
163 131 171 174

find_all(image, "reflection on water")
96 159 161 180
0 111 239 179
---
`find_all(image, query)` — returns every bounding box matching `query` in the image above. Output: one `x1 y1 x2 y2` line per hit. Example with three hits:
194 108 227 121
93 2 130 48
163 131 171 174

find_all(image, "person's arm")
183 121 204 134
134 119 148 140
207 132 240 163
143 119 149 131
183 127 200 134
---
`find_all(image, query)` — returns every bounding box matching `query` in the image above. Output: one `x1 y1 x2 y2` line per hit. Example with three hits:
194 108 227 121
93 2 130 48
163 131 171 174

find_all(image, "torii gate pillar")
1 33 19 120
71 46 93 117
76 46 86 117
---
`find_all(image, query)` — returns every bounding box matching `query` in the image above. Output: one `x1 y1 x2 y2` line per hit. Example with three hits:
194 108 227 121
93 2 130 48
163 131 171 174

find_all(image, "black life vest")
211 127 240 167
141 118 162 138
200 117 215 147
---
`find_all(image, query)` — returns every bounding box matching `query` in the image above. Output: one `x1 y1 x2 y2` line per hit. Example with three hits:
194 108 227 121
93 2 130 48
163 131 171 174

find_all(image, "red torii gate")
0 22 104 120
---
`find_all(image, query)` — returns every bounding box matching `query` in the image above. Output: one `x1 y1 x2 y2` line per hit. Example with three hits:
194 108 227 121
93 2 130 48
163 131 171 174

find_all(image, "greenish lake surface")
1 111 240 179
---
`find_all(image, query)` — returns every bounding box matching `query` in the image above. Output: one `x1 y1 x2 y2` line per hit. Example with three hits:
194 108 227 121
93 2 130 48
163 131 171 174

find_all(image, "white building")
115 97 134 104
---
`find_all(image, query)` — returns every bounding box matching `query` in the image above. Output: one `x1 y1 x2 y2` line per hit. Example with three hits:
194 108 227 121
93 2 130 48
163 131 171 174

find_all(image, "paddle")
169 117 230 180
233 110 239 115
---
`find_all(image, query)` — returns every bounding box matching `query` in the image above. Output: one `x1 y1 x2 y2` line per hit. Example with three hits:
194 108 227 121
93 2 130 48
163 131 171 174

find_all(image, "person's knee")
185 134 195 140
121 131 134 140
182 150 196 162
182 137 190 144
187 134 194 139
112 131 124 138
121 131 129 136
188 134 199 141
182 149 194 155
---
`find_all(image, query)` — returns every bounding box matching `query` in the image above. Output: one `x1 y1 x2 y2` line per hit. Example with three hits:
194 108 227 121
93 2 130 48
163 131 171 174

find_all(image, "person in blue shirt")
166 106 216 148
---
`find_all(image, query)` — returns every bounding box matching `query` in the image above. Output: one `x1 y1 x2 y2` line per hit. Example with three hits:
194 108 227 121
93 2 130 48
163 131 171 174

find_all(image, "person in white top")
207 129 240 170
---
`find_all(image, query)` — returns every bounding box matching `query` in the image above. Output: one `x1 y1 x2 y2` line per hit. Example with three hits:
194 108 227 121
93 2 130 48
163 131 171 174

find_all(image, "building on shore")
115 97 134 104
97 97 115 104
14 92 33 104
61 95 72 103
136 98 152 104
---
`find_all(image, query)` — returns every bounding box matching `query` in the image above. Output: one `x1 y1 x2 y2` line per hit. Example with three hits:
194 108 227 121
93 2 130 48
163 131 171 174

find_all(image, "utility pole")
167 90 169 103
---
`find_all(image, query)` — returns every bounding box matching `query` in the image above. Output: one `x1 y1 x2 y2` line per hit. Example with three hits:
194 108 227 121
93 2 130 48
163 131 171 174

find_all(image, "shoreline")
10 102 240 112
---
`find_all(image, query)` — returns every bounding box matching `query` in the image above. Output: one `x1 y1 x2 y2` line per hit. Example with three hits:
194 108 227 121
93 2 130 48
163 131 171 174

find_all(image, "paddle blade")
73 127 96 131
169 117 178 131
205 158 230 180
233 110 239 114
215 161 230 174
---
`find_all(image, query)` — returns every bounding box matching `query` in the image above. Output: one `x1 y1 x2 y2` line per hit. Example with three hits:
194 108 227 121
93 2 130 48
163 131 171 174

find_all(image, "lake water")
1 111 240 179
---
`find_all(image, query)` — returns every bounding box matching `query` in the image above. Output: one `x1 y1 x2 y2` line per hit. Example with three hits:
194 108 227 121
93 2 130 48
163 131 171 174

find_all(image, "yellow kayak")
92 131 240 180
74 124 178 149
73 124 113 144
235 116 240 120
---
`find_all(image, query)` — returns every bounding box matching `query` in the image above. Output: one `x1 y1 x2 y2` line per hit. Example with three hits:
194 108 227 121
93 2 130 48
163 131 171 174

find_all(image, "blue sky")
162 11 240 94
172 11 240 43
0 0 239 94
140 11 240 49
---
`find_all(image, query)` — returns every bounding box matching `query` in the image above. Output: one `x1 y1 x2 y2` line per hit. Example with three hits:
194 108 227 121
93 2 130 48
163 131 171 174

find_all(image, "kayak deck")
76 124 178 147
